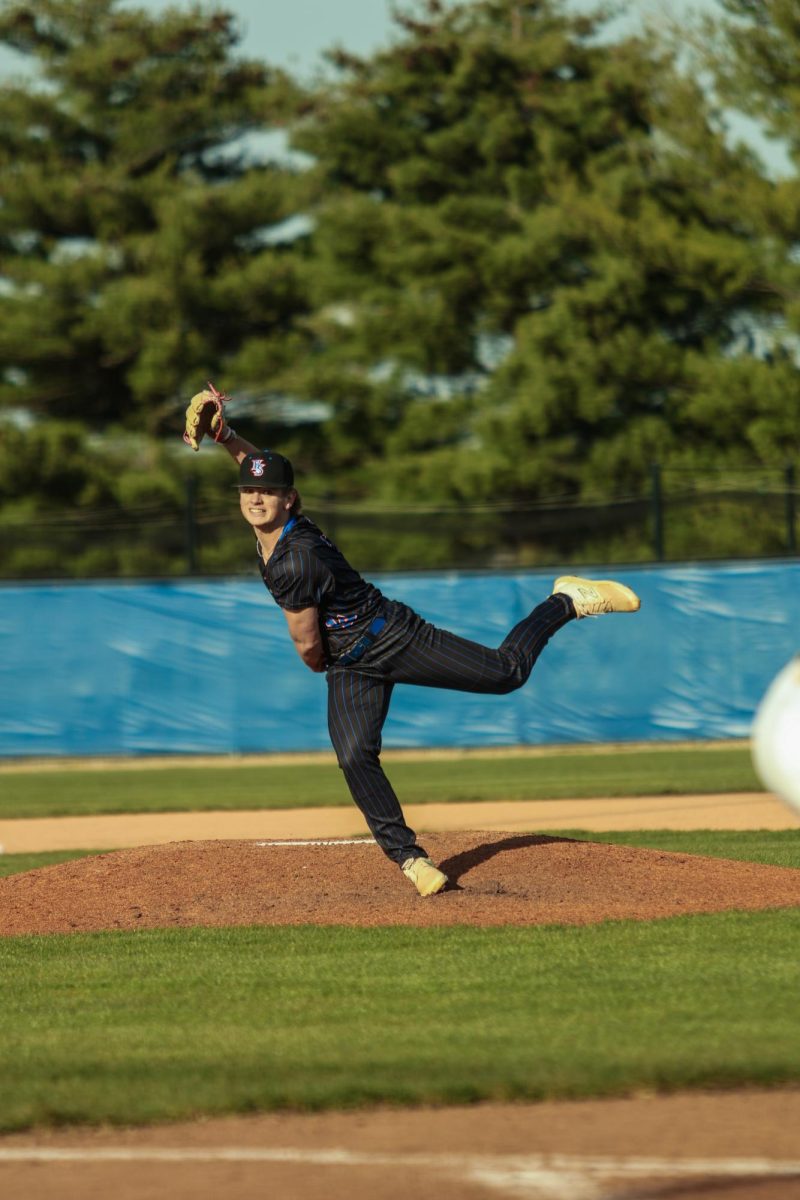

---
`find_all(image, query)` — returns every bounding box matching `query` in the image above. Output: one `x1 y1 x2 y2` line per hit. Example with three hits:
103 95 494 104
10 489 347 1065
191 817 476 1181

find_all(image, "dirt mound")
3 832 800 936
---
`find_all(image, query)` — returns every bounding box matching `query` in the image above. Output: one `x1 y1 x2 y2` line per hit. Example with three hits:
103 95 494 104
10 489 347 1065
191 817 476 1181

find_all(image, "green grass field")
0 743 761 818
1 748 796 1134
1 910 799 1131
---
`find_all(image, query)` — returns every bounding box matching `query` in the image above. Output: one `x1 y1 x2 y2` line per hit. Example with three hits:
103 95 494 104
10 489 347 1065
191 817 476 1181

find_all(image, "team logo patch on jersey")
249 458 266 478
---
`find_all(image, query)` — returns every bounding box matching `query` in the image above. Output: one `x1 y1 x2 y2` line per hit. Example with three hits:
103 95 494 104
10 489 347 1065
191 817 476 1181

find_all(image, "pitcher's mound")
2 832 800 936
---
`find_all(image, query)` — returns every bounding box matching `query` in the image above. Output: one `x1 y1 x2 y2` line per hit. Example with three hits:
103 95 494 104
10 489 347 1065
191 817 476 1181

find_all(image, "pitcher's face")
238 486 294 530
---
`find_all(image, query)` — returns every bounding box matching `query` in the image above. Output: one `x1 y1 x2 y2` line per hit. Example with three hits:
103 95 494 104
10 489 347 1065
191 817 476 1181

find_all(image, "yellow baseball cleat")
553 575 641 619
401 856 448 897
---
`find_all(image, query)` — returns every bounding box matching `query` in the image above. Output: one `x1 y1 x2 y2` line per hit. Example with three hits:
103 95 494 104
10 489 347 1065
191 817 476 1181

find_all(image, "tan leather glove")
182 382 235 451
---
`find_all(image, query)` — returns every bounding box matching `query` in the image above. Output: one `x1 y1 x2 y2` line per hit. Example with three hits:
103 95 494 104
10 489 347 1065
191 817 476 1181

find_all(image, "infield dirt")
3 1089 800 1200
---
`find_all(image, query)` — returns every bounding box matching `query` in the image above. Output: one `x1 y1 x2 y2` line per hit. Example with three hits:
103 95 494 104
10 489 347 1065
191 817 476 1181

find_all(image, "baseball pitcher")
183 386 641 896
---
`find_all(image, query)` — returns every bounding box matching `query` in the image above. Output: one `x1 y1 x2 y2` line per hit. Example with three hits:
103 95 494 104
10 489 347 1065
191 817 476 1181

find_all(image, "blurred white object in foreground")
752 655 800 815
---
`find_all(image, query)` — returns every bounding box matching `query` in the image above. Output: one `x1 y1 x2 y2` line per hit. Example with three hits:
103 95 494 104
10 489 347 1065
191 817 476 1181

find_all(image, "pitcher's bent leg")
498 592 575 683
326 667 423 865
384 593 574 693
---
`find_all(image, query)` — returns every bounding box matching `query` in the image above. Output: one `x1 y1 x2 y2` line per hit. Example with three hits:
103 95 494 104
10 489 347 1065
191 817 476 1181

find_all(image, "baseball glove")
182 381 234 451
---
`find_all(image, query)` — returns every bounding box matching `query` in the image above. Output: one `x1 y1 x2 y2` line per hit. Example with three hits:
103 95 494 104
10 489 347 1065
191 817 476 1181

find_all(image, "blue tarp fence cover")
1 561 798 758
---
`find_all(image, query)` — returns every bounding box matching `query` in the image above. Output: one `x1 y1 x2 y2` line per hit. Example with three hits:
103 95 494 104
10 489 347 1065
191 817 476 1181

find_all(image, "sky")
124 0 709 78
0 0 790 175
0 0 726 82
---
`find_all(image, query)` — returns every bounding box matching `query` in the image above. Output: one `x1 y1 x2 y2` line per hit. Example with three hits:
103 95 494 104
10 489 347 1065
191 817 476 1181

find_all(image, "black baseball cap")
235 451 294 489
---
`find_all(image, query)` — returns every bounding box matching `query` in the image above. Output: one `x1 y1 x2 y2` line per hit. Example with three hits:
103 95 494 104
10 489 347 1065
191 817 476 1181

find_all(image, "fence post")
185 474 198 575
650 463 664 562
786 463 797 555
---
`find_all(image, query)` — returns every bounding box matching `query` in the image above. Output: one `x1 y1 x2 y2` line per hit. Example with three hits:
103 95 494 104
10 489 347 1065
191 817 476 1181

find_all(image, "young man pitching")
183 385 641 897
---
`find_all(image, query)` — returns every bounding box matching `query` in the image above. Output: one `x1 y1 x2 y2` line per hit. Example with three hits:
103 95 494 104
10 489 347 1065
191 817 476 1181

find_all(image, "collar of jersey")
256 516 298 562
278 516 298 543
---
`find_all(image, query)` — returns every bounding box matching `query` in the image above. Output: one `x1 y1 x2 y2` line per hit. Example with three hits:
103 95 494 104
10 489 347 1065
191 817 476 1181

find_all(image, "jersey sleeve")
269 546 335 612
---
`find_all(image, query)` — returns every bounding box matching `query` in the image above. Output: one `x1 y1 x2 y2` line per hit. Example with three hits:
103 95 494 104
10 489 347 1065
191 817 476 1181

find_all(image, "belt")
336 615 387 666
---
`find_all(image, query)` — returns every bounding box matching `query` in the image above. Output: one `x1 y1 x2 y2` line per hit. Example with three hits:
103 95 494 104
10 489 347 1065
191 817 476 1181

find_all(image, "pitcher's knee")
491 662 526 694
333 739 379 777
478 649 527 695
495 677 520 695
495 676 523 695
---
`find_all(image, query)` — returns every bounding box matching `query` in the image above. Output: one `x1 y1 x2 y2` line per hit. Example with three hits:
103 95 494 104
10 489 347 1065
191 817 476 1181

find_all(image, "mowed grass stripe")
2 830 798 877
0 745 762 819
1 911 799 1130
0 851 105 878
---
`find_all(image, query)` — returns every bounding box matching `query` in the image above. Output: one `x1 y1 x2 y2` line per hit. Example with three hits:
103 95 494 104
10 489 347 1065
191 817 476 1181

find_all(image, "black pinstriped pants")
326 593 575 864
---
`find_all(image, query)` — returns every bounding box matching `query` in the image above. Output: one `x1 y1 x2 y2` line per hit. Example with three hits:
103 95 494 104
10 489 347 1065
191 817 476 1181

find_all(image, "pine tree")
289 0 787 562
0 0 308 433
691 0 800 467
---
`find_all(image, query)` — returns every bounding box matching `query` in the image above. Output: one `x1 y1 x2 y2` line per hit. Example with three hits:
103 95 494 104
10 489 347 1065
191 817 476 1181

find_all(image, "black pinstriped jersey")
258 516 386 658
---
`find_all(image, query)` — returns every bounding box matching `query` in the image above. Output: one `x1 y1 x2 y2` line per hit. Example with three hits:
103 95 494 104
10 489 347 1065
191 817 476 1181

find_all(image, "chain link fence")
1 466 797 579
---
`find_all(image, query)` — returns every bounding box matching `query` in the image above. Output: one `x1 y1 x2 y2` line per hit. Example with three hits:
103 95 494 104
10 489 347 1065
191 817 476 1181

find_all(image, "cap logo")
249 458 266 477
